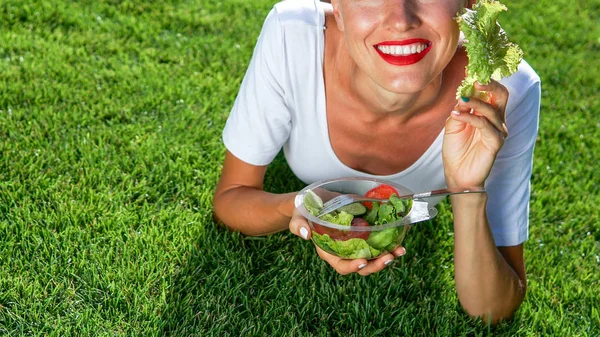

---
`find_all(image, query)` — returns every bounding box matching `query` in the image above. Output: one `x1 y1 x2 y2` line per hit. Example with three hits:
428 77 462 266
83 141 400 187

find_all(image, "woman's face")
331 0 467 94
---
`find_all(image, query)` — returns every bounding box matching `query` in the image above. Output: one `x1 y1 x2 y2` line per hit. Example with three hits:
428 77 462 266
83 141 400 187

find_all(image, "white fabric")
222 0 541 247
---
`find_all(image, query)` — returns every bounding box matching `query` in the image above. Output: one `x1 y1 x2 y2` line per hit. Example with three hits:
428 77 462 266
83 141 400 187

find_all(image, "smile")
374 39 432 66
377 43 429 56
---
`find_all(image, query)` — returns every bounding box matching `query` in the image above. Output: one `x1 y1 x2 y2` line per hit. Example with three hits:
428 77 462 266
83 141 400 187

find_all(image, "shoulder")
498 59 541 124
270 0 326 28
252 1 326 67
258 1 326 51
500 60 541 104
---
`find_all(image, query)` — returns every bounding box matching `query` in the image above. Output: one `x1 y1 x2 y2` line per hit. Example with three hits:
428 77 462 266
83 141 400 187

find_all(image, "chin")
384 77 431 94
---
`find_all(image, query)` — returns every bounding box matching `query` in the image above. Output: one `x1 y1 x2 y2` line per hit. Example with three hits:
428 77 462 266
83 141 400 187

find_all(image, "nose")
382 1 421 32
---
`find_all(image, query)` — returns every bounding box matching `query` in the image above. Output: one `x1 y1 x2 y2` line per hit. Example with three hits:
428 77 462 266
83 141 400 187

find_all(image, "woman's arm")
451 193 526 324
443 79 535 323
215 151 405 274
213 151 296 236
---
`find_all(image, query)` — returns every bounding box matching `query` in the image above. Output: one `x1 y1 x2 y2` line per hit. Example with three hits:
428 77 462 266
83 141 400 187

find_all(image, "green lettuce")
319 211 354 226
456 0 523 99
363 201 380 225
303 189 323 216
312 232 381 259
363 194 412 226
366 227 399 250
389 194 411 216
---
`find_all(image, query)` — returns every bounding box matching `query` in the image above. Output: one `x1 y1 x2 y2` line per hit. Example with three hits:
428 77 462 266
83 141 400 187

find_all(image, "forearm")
451 193 526 323
213 186 297 236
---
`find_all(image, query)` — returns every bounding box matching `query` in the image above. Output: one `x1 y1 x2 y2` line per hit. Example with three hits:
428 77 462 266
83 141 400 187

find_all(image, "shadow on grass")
159 153 521 336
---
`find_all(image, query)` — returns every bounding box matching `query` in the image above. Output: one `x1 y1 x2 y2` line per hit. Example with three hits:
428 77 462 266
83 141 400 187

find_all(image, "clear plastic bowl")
294 177 438 260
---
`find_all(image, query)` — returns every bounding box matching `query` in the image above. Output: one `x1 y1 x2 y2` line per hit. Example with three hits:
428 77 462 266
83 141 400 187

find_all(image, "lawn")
1 0 599 336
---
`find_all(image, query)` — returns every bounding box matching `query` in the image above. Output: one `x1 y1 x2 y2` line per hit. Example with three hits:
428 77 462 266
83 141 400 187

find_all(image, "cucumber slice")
337 202 367 216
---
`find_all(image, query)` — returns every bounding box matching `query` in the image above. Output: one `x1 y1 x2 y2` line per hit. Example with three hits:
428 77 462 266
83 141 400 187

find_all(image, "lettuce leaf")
363 201 380 225
377 203 397 225
366 227 399 250
456 0 523 99
363 194 412 226
303 189 323 216
389 194 412 218
319 211 354 226
312 232 381 259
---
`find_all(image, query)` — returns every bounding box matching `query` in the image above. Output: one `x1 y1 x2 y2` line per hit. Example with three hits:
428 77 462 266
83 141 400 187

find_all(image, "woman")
213 0 540 323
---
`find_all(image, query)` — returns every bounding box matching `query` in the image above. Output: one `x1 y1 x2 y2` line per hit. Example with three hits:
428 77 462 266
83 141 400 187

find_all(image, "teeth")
377 43 429 56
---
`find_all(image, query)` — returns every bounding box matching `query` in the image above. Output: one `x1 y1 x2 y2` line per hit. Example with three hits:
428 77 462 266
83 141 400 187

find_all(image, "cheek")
418 0 465 18
429 11 462 42
343 8 379 36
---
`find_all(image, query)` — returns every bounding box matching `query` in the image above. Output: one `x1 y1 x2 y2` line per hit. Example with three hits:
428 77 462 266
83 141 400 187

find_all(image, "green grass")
1 0 599 335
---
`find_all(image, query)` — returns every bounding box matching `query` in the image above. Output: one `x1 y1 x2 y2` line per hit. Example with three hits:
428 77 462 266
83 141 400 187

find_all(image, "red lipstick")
374 39 432 66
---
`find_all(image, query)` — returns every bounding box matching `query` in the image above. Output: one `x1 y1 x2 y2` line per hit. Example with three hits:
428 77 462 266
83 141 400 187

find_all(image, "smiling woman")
213 0 540 324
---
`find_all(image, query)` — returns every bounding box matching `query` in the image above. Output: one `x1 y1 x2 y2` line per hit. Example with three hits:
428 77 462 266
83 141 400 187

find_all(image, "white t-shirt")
223 0 541 247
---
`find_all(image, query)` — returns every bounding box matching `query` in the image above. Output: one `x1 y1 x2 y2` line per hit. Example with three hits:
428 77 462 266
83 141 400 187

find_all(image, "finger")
450 111 506 146
453 99 473 114
315 246 368 275
391 246 407 257
357 252 396 276
474 80 509 114
445 109 470 136
457 97 507 138
289 209 311 240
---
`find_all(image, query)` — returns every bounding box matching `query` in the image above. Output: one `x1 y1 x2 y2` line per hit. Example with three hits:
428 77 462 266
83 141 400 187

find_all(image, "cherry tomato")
362 184 399 210
312 217 370 241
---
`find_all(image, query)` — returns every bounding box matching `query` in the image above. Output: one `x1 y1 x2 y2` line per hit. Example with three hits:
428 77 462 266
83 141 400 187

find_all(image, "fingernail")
451 110 461 115
398 247 406 256
384 259 394 266
358 263 367 269
300 227 309 240
461 96 470 102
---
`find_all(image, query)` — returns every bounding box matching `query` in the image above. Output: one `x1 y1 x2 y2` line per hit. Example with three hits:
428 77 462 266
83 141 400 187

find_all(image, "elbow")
212 194 237 233
461 286 527 325
465 309 515 326
212 197 264 237
212 213 262 237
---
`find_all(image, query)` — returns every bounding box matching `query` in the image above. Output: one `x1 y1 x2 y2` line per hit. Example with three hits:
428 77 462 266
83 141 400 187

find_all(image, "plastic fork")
316 187 486 217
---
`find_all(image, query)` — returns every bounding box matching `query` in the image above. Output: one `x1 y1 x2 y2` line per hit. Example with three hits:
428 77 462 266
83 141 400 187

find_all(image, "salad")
456 0 523 100
303 184 412 259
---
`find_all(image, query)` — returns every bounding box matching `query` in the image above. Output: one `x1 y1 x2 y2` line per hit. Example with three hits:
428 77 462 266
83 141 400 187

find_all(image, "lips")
374 38 432 66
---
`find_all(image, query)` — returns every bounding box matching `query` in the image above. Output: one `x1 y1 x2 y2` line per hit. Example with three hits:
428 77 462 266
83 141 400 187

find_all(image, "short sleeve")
486 65 541 246
222 8 291 166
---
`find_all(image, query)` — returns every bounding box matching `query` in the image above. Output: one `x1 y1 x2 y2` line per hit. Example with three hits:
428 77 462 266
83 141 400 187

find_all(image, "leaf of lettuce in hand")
456 0 523 99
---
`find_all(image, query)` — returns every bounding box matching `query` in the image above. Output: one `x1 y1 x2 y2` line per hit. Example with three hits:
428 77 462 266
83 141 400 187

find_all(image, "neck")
348 65 444 122
323 12 457 124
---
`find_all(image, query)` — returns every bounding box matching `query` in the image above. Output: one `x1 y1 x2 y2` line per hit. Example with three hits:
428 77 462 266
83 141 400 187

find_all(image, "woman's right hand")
289 209 406 276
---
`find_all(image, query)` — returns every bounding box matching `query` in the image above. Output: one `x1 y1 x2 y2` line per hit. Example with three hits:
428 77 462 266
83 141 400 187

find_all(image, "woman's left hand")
443 80 509 189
